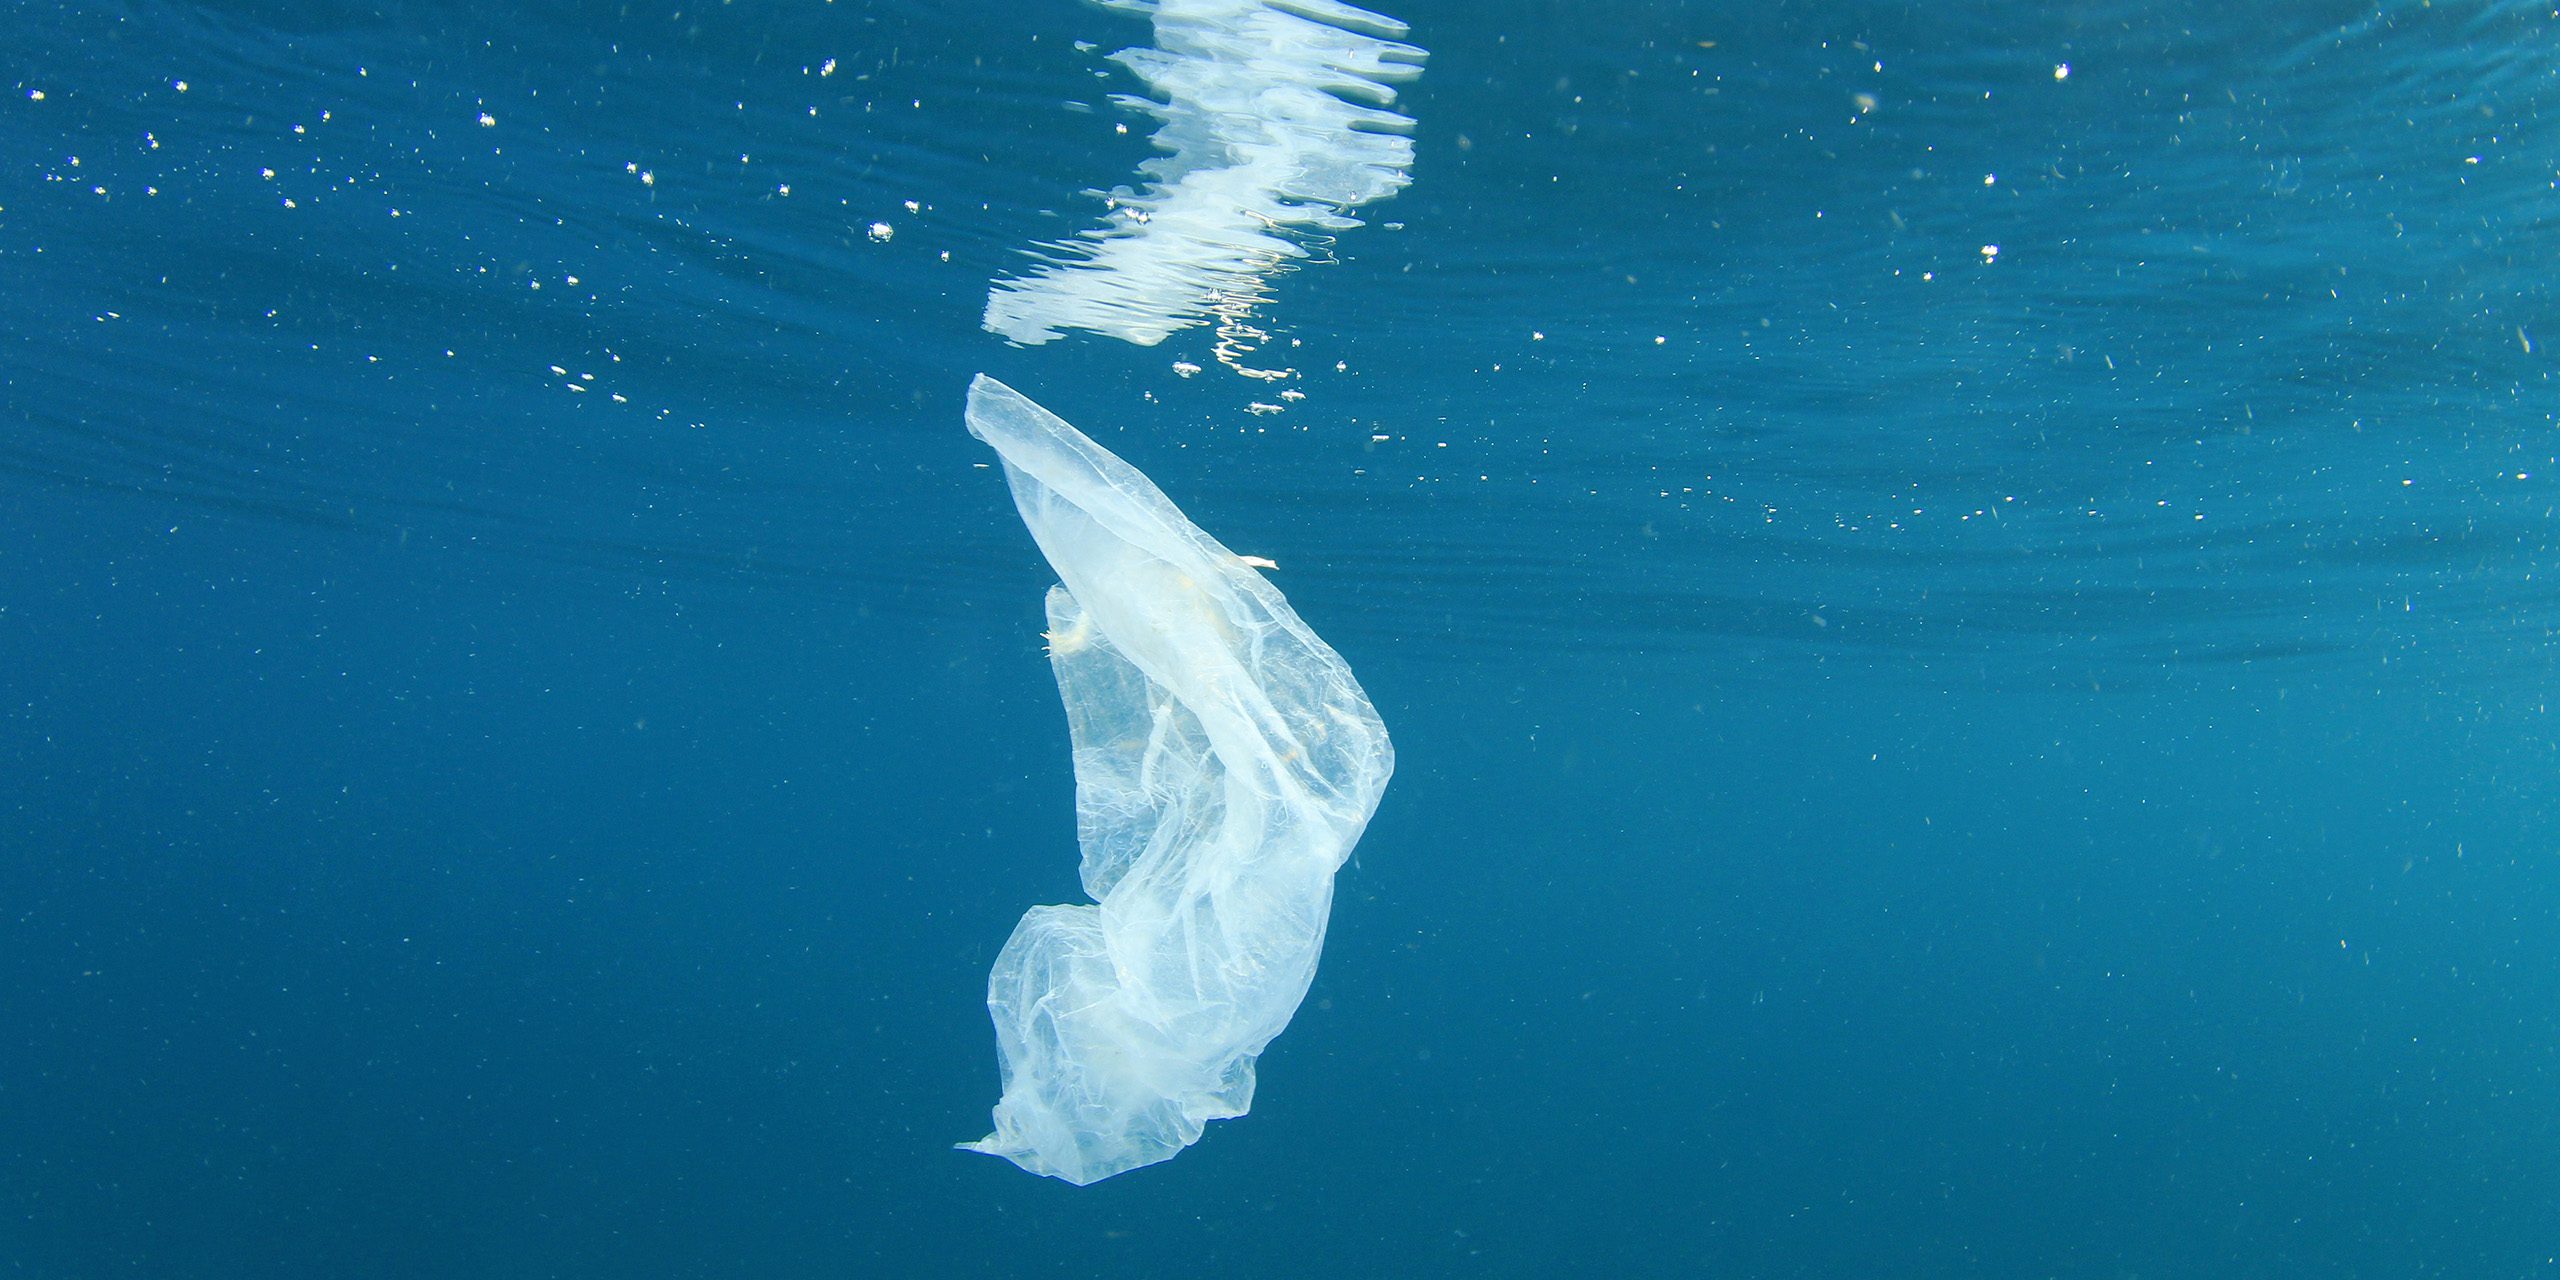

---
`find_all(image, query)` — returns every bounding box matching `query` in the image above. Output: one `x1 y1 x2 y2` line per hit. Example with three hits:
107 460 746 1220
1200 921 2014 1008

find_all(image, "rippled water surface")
6 1 2559 1276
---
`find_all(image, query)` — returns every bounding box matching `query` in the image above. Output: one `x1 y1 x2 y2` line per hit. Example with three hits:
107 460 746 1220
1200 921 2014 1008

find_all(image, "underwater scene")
5 0 2558 1275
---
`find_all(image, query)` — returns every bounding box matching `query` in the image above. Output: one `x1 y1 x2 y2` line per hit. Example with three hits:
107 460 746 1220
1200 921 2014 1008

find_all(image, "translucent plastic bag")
959 375 1393 1184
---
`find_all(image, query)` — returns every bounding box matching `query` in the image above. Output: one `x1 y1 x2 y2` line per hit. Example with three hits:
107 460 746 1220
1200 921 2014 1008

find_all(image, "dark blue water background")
5 1 2559 1275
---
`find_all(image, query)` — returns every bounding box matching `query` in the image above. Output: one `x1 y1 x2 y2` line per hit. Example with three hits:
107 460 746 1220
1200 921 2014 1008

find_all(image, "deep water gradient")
4 1 2558 1277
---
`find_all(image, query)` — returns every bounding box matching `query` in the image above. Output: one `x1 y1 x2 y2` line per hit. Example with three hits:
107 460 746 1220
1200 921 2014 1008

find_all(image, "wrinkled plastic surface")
959 374 1393 1184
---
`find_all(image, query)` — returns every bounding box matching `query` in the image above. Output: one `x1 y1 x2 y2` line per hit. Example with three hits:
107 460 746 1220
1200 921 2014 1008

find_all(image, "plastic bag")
959 374 1393 1184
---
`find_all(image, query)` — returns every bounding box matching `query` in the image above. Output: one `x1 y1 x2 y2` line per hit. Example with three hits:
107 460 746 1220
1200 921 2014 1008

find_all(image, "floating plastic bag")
959 374 1393 1184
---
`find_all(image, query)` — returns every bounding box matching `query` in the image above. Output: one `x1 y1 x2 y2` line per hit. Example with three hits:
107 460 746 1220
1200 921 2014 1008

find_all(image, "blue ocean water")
5 0 2559 1274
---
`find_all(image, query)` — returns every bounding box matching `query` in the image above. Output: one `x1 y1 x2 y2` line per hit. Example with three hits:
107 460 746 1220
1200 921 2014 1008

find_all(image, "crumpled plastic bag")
958 374 1394 1184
